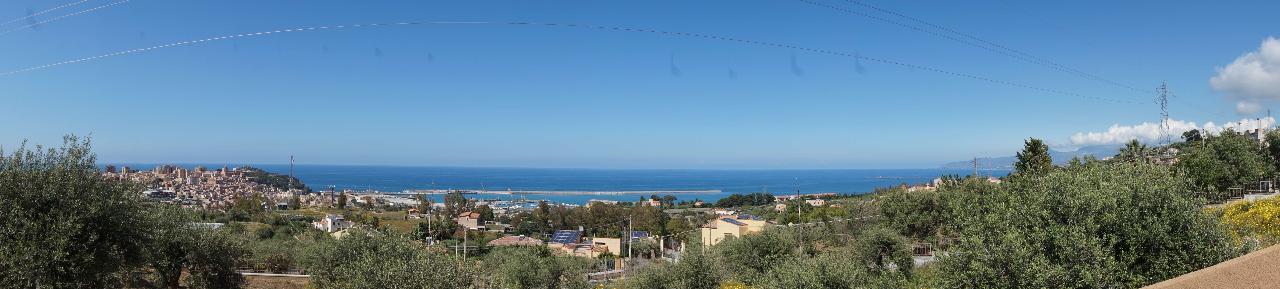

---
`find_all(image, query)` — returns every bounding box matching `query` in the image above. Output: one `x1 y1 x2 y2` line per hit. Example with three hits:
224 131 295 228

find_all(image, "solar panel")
721 218 747 226
630 231 650 239
550 230 582 244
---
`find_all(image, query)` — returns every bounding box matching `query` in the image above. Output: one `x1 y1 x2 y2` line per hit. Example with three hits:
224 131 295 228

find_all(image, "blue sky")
1 0 1277 169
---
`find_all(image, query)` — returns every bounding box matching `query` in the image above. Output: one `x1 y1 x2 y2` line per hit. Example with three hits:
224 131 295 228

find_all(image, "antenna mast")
289 155 296 192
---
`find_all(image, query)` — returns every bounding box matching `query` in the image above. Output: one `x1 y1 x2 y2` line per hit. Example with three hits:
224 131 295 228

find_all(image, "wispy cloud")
1211 37 1280 114
1068 117 1275 146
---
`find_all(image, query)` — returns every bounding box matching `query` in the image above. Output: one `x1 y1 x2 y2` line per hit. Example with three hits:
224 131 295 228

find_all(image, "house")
699 214 768 246
143 189 176 200
1246 124 1269 145
312 214 353 233
567 244 606 258
548 230 585 255
906 181 937 192
804 199 825 207
774 193 837 202
774 203 788 212
587 199 619 207
590 237 622 256
487 235 544 247
548 230 583 246
455 212 483 230
554 237 622 258
712 209 737 216
642 199 662 207
1153 147 1181 165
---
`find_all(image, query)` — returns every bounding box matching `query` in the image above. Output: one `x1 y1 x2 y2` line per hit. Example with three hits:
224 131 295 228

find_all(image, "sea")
112 164 1008 205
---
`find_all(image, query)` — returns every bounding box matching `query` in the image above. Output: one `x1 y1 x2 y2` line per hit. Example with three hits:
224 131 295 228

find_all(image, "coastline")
396 189 723 195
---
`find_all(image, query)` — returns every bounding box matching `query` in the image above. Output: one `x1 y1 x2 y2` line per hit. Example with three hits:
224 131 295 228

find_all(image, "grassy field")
278 208 423 235
244 275 308 289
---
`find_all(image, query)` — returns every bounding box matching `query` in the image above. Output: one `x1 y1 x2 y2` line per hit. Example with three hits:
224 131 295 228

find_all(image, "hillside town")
102 164 327 209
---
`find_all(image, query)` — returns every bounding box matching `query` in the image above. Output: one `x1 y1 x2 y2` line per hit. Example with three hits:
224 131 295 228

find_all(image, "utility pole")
658 234 665 260
627 216 633 269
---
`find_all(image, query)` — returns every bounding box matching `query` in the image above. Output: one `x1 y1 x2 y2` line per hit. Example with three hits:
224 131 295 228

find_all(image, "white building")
313 214 353 233
455 211 483 230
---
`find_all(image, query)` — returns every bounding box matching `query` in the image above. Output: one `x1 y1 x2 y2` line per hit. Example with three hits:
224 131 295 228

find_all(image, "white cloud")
1210 37 1280 114
1237 101 1265 115
1069 117 1275 146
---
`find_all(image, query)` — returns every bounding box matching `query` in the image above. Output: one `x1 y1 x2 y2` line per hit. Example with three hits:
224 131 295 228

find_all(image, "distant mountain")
941 144 1122 169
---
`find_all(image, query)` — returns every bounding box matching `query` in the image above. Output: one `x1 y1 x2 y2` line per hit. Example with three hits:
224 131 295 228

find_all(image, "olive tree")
879 189 946 242
938 162 1237 288
0 136 155 288
303 230 474 289
479 246 590 289
183 230 248 289
1178 129 1273 198
623 240 722 289
757 247 911 289
711 229 800 284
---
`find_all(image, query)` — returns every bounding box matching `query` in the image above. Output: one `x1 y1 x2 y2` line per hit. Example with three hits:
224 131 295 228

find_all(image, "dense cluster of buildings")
103 164 322 209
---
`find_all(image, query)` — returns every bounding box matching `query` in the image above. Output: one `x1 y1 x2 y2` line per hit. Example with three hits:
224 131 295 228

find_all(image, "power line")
788 0 1240 120
0 0 93 27
0 0 131 36
0 0 93 28
787 0 1150 98
0 20 1141 104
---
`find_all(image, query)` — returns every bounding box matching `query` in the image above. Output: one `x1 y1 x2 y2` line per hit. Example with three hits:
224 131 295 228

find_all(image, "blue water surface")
111 164 1008 204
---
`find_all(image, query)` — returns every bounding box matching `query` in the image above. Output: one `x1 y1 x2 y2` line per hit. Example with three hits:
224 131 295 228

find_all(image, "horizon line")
94 161 1013 171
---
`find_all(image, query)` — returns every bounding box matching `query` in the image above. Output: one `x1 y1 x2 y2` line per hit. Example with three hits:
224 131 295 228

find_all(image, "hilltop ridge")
941 144 1122 169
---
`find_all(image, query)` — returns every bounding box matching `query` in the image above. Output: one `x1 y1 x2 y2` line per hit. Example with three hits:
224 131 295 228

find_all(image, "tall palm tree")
1117 139 1149 163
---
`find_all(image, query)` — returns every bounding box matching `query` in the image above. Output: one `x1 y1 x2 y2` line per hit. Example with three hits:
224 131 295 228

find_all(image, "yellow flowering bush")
1221 197 1280 245
718 280 752 289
